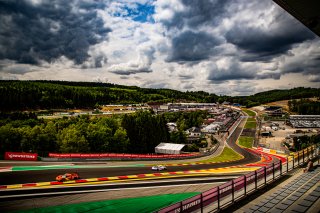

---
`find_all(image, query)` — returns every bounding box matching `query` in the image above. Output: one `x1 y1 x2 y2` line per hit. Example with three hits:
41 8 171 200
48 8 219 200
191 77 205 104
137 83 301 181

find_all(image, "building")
155 143 185 155
264 106 285 117
167 122 178 132
289 115 320 128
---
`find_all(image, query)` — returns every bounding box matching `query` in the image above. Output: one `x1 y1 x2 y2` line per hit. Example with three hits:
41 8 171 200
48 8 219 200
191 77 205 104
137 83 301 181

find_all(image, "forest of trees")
1 80 319 110
1 80 319 157
223 87 320 108
0 114 128 156
288 99 320 115
0 80 217 110
0 110 207 157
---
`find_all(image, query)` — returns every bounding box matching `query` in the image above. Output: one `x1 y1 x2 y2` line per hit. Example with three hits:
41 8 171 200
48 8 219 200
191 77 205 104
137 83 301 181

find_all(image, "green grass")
242 109 256 117
244 121 256 129
247 118 256 122
198 147 243 163
17 193 199 213
238 136 254 148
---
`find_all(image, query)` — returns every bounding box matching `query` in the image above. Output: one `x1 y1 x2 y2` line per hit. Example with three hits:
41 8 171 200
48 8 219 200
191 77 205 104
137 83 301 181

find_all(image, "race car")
56 172 80 182
151 165 167 171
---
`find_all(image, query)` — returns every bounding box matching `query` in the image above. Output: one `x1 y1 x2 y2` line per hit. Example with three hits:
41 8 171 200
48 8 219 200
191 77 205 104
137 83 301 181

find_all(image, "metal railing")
155 145 319 213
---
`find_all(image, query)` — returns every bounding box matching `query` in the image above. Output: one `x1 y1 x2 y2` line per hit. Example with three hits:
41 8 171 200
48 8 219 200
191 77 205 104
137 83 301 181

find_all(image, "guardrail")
155 145 319 213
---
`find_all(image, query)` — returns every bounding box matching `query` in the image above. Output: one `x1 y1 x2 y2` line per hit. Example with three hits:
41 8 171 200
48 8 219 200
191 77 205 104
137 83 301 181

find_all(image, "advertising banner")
5 152 38 161
48 153 197 159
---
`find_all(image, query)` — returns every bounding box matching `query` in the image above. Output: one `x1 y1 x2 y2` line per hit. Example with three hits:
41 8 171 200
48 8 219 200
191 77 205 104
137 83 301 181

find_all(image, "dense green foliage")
292 135 320 151
224 87 320 107
288 99 320 115
0 115 126 156
0 111 173 155
0 111 210 155
121 111 169 153
1 81 319 110
0 80 217 110
1 81 319 156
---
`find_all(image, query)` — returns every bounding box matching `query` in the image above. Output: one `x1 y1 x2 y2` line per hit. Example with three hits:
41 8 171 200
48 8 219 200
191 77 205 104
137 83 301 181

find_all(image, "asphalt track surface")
0 176 236 200
0 118 260 185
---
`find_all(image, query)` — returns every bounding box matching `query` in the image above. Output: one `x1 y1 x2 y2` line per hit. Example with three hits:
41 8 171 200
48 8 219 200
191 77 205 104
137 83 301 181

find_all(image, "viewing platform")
227 163 320 213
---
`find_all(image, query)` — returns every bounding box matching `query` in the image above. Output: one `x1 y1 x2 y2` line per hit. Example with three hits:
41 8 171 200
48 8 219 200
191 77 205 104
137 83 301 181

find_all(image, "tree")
86 123 112 152
0 124 22 153
122 111 169 153
57 125 89 153
111 127 129 153
170 131 187 144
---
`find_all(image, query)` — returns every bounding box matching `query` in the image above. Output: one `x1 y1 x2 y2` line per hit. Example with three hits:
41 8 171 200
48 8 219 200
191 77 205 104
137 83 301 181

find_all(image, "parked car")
56 172 80 182
151 165 167 171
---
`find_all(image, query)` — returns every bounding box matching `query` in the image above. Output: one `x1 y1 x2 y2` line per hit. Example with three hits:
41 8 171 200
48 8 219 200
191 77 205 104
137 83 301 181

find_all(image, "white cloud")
0 0 319 96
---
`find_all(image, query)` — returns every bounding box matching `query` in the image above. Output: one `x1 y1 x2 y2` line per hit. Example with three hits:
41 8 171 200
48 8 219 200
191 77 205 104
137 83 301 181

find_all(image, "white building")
155 143 185 155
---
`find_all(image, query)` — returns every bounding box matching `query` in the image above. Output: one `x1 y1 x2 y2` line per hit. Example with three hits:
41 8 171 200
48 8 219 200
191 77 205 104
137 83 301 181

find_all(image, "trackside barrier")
48 153 198 159
155 145 319 213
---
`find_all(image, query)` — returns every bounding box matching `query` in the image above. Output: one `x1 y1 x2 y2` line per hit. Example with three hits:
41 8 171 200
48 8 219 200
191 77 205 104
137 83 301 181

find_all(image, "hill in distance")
0 80 319 111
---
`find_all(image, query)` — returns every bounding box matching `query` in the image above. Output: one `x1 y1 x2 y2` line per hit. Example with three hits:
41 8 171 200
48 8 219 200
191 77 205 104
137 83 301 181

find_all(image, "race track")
0 118 261 185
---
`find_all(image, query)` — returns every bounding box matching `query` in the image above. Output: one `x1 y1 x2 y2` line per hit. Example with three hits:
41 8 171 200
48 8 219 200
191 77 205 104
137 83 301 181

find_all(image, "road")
226 117 260 163
0 159 255 185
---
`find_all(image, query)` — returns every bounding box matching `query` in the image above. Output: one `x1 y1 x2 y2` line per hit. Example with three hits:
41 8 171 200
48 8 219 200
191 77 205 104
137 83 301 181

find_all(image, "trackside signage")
5 152 38 161
48 153 197 158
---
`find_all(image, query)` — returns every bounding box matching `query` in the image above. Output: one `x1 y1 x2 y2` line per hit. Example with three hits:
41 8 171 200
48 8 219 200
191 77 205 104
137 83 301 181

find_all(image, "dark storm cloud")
282 54 320 77
157 0 319 84
207 62 254 82
0 0 111 67
225 12 315 62
110 67 152 75
161 0 228 30
166 31 221 63
207 59 281 82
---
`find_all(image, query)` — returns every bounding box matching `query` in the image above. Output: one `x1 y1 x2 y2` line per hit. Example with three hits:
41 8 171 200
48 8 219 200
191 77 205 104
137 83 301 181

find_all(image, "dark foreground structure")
273 0 320 37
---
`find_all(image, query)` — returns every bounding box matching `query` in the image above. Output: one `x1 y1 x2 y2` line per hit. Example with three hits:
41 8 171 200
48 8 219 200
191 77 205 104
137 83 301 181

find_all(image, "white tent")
155 143 185 155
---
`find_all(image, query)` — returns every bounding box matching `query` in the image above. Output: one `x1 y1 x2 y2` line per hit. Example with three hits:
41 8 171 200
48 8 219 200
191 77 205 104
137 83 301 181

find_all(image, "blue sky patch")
115 3 155 23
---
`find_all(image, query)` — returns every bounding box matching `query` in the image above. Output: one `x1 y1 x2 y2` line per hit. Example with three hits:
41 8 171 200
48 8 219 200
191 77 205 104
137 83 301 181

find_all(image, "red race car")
56 172 80 182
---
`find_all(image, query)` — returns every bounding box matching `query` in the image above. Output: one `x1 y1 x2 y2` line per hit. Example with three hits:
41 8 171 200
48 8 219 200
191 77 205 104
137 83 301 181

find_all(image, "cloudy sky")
0 0 319 96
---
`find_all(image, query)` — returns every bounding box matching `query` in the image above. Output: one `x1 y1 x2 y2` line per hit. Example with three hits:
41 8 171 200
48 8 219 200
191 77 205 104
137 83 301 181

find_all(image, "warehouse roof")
155 143 185 155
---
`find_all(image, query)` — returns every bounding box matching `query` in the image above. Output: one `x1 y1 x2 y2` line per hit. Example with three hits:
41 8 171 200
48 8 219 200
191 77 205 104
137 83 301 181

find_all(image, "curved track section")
226 117 260 164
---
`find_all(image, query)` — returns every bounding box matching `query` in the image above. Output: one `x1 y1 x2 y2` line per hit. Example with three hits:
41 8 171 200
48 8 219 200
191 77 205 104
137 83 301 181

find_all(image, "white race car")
151 165 167 171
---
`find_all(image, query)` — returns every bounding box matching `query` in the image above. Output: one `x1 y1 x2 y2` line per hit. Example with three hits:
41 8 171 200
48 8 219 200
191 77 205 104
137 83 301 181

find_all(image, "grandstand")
289 115 320 128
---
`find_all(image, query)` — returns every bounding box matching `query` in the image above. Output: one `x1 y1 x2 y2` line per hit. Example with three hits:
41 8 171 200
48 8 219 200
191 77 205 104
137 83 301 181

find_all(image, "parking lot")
258 120 319 152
